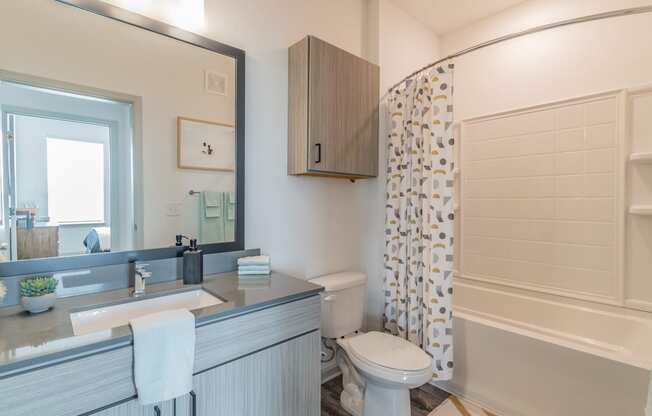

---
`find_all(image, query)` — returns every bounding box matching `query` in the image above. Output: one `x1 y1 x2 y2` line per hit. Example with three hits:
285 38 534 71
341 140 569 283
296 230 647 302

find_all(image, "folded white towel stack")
94 226 111 251
237 255 271 276
129 309 196 405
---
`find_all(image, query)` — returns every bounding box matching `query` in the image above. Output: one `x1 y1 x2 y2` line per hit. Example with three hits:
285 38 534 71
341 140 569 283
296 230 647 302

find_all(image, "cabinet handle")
190 390 197 416
314 143 321 164
153 405 161 416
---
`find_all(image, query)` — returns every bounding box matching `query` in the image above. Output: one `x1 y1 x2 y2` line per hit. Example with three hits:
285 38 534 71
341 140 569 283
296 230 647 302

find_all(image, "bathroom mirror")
0 0 245 275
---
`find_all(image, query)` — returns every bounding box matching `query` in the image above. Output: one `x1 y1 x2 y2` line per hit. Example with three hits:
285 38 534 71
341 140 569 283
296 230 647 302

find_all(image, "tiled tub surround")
460 92 621 302
449 88 652 416
458 85 652 310
626 86 652 311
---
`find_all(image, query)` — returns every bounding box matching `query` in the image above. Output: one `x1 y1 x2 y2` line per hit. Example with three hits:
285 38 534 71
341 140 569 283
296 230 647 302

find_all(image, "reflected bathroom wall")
0 1 239 263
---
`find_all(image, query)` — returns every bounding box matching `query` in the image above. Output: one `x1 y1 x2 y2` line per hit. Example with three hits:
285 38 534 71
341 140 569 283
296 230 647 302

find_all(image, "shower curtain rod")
388 5 652 92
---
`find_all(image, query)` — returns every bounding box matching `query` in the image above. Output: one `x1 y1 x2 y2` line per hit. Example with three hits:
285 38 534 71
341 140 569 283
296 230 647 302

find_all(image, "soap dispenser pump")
177 235 203 285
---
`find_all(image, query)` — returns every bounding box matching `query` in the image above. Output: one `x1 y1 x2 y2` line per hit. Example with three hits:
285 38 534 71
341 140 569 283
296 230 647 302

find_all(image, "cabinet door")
176 331 320 416
91 399 173 416
308 37 379 176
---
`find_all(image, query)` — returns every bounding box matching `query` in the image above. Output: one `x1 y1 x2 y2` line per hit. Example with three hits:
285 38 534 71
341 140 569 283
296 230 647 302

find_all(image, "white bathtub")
435 281 652 416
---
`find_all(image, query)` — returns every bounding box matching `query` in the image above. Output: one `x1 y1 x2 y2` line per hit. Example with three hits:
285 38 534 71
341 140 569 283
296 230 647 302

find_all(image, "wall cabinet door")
288 36 379 179
90 399 173 416
176 331 320 416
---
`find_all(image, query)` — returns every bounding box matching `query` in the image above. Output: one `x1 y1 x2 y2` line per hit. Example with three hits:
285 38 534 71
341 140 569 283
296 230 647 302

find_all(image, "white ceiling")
391 0 528 35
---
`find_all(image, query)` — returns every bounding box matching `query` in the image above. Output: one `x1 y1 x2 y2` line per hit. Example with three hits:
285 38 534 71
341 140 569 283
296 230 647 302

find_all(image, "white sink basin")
70 290 223 336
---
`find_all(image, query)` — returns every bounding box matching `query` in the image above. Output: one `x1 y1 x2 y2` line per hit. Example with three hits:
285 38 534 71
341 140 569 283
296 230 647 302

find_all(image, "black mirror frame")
0 0 245 277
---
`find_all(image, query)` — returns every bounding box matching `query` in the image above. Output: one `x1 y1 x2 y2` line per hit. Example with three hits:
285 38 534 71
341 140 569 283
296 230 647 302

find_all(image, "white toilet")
311 272 433 416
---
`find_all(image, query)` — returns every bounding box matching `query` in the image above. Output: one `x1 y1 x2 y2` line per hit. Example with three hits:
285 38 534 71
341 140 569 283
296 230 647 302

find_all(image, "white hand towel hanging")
129 309 195 405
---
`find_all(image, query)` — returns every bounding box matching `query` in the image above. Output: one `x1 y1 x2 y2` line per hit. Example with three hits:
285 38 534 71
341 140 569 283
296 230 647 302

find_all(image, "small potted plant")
20 275 58 314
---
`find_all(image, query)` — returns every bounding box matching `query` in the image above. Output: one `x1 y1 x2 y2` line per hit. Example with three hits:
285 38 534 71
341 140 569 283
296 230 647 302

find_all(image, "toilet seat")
347 332 431 372
338 332 433 387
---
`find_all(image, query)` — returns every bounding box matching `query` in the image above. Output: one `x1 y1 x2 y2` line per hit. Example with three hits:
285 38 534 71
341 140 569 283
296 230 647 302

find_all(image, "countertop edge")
0 284 323 379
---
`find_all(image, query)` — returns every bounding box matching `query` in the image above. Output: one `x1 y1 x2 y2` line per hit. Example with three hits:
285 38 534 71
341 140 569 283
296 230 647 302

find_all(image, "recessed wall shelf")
629 205 652 216
630 152 652 163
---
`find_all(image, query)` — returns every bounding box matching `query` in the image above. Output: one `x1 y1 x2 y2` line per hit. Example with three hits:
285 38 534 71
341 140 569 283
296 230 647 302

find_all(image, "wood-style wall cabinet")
288 35 380 179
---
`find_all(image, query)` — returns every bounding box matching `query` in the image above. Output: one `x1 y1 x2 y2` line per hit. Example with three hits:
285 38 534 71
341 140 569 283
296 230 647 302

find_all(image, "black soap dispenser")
178 235 203 285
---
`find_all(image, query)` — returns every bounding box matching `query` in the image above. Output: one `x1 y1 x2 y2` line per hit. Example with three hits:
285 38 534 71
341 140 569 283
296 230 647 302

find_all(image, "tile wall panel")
461 95 620 300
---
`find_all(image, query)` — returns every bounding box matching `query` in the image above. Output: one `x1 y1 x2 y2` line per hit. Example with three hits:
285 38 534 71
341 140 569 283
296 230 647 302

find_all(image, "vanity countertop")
0 271 323 378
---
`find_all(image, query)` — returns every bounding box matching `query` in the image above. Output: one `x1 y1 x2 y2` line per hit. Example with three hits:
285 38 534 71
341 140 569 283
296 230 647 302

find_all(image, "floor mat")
428 396 498 416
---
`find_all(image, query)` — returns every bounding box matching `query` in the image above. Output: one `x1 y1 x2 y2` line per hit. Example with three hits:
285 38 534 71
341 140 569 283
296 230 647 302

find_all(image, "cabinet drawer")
0 345 136 416
194 295 321 372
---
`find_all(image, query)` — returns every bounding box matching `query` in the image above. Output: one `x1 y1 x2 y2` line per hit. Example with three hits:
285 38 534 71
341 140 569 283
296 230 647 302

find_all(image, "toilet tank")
310 272 367 339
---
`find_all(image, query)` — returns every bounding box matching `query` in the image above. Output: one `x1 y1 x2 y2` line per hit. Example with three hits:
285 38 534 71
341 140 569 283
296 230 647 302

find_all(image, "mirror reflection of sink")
69 290 223 336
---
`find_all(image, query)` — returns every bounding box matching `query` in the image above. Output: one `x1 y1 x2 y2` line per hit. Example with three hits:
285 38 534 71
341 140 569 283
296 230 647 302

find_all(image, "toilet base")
340 386 363 416
363 381 411 416
335 342 415 416
337 347 364 416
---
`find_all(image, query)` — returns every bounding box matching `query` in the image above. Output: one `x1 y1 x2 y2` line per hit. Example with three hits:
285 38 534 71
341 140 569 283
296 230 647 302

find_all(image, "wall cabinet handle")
190 390 197 416
153 405 161 416
314 143 321 164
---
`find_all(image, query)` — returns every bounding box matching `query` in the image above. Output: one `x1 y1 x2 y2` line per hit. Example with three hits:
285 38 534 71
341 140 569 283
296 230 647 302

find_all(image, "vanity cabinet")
0 295 321 416
175 331 320 416
288 35 380 179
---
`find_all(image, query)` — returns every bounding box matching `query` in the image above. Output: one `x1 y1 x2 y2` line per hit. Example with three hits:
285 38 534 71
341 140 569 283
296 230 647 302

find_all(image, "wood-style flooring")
321 375 450 416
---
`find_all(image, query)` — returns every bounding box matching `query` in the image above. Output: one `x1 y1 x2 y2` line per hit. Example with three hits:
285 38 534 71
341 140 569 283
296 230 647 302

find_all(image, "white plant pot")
21 293 56 314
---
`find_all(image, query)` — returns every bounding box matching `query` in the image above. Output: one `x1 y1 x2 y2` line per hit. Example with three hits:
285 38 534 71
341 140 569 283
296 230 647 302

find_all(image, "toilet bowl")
310 272 433 416
337 331 433 416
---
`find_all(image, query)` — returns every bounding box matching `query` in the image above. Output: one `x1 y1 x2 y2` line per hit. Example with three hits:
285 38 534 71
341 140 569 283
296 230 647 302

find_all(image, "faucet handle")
135 263 152 278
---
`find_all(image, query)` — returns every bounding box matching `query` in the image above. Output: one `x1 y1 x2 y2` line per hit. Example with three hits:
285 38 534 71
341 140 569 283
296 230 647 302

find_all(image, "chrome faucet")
131 263 152 297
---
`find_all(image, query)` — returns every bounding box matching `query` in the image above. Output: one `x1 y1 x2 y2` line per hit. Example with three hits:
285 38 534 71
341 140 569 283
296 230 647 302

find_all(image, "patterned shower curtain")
383 63 455 381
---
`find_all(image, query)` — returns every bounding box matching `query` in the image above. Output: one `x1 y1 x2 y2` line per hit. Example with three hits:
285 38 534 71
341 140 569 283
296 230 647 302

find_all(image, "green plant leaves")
19 276 57 298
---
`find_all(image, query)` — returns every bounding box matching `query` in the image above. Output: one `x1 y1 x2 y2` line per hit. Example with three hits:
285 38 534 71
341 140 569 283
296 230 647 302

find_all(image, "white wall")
98 0 380 281
103 0 440 329
1 0 438 330
174 0 439 371
363 0 441 329
442 0 652 120
0 0 236 250
195 0 375 282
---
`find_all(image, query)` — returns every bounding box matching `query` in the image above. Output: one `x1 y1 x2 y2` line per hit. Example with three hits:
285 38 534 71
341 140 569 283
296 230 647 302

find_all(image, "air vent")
205 70 227 96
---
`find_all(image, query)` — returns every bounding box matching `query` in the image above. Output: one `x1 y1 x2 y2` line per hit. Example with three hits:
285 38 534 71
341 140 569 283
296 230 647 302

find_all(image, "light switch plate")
166 202 182 217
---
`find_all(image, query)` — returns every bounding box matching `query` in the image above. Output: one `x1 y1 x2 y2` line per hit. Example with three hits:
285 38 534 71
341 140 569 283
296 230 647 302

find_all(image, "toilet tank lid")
310 272 367 291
